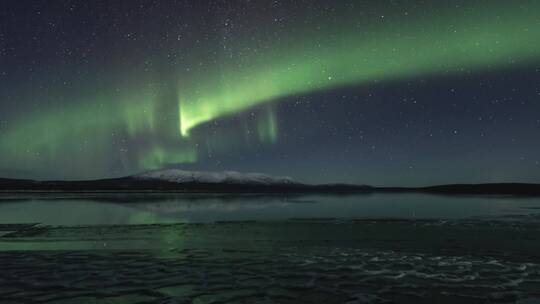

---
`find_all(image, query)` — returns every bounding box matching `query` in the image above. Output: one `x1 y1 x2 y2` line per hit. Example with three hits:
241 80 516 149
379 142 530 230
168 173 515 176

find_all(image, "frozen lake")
2 193 540 303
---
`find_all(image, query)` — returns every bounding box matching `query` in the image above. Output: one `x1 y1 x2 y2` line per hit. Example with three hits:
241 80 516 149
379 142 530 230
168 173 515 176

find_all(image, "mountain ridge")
1 170 540 196
134 169 299 186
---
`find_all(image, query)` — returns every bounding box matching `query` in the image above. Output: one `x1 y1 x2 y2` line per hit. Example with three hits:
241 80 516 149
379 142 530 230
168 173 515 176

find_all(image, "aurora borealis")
178 2 540 137
1 0 540 185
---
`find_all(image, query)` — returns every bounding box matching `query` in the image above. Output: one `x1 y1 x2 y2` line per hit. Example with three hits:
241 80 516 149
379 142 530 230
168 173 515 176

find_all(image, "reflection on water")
2 193 540 303
0 193 539 225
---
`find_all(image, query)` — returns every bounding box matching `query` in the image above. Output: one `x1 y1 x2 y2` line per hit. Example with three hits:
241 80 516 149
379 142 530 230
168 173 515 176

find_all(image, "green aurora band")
178 3 540 136
1 2 540 177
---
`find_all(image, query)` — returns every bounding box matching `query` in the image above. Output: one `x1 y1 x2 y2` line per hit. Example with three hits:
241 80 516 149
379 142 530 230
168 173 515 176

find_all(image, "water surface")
2 193 540 303
0 193 539 225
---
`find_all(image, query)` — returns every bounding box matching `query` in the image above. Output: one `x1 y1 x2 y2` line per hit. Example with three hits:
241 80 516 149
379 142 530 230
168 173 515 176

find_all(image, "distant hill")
1 169 540 196
134 169 300 186
0 169 370 193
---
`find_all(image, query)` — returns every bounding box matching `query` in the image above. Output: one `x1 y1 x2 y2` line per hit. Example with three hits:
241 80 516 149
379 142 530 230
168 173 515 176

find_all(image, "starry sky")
1 0 540 186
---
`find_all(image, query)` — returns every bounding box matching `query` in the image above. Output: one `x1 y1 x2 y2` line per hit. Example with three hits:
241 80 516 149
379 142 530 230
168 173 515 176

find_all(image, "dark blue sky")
0 0 539 186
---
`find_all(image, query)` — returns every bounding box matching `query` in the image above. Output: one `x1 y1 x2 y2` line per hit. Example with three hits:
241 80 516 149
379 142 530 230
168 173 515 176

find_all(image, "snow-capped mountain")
134 169 300 186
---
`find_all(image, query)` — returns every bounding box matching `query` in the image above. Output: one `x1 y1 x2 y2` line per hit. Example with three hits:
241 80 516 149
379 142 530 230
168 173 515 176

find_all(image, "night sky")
1 0 539 186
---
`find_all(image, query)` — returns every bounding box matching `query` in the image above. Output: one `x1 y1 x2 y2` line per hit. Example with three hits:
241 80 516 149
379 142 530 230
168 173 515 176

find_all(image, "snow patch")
134 169 299 186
